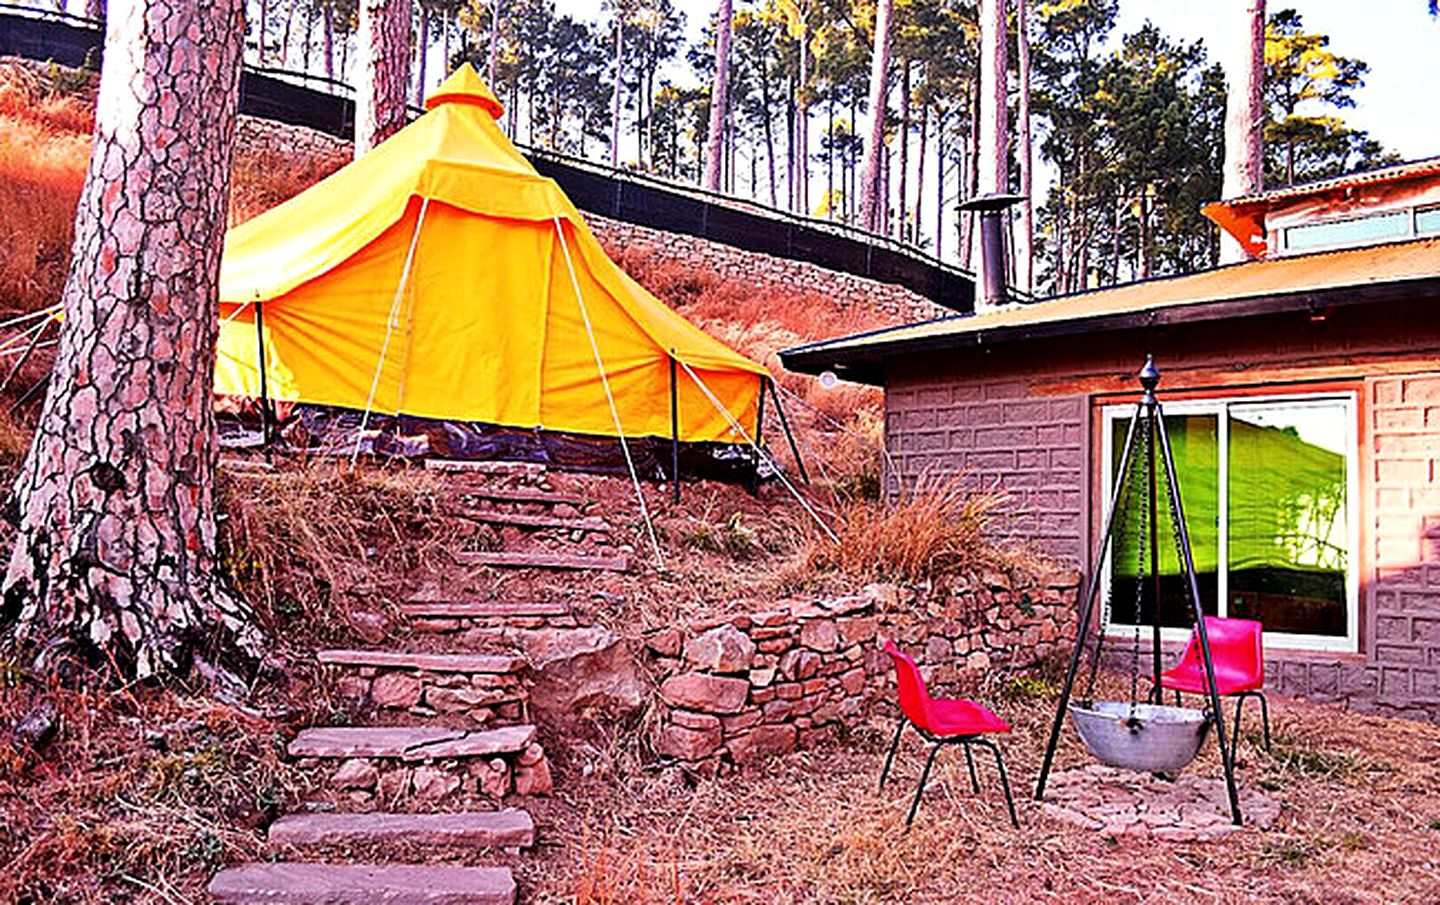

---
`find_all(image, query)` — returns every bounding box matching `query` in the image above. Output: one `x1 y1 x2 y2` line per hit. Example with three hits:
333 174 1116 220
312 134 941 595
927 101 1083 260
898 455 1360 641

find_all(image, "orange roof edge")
1201 201 1268 258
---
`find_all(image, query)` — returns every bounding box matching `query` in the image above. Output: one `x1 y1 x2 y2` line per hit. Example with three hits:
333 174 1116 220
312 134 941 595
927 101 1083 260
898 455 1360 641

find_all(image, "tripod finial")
1138 355 1160 392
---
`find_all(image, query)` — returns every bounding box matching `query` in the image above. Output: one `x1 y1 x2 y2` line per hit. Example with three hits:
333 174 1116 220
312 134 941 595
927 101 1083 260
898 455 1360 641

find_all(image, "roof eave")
779 274 1440 381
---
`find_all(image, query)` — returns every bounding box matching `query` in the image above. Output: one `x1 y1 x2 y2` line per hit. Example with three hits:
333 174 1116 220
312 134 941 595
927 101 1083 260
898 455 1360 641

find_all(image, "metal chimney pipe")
958 192 1026 310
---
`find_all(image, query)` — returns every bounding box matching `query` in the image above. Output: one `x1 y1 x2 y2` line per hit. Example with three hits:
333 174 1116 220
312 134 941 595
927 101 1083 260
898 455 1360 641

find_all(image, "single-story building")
781 158 1440 721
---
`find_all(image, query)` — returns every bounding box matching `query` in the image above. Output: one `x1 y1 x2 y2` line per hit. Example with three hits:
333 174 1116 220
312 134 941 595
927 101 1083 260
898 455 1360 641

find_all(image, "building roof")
1202 156 1440 257
780 236 1440 385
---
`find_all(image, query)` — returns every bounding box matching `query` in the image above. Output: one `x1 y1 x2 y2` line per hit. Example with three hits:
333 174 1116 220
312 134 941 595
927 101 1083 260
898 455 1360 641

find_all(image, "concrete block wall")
885 376 1088 562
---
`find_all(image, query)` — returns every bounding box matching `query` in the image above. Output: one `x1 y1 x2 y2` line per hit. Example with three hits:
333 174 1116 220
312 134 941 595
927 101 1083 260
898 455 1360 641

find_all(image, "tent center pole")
670 355 681 505
768 377 809 485
255 300 272 458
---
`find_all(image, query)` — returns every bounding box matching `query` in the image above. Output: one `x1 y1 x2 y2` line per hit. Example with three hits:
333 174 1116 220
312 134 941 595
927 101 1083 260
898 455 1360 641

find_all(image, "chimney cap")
958 192 1027 212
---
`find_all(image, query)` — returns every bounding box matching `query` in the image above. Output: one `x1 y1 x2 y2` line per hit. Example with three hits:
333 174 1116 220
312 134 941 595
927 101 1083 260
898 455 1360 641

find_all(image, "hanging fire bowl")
1069 700 1212 773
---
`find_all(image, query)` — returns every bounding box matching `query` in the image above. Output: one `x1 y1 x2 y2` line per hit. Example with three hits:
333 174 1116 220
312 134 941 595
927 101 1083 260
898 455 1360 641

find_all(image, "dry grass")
804 475 1010 584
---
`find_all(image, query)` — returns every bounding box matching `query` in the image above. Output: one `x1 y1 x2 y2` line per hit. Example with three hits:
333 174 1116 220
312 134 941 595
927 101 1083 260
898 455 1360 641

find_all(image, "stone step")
400 600 572 620
209 862 515 905
455 550 630 572
289 725 536 761
460 486 586 507
268 809 535 851
317 649 527 675
426 459 545 476
459 508 610 533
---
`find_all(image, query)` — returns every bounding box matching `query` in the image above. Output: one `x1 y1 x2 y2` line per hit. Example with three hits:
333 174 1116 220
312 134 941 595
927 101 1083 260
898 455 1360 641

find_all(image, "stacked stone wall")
642 569 1080 771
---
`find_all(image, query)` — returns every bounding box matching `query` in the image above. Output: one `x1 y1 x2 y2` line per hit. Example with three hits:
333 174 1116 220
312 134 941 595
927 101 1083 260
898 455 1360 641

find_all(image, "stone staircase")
210 460 639 904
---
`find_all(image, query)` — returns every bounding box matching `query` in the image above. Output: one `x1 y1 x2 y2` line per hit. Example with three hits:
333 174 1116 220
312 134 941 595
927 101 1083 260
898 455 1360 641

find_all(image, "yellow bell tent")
214 65 768 461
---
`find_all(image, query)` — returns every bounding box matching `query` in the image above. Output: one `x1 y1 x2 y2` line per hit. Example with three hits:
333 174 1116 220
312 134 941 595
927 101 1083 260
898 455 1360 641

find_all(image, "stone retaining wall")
589 214 951 323
642 569 1080 772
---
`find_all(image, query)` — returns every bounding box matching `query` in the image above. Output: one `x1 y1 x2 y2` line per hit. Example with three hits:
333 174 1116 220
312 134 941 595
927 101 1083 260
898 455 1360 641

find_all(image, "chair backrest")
1181 616 1265 687
882 640 933 731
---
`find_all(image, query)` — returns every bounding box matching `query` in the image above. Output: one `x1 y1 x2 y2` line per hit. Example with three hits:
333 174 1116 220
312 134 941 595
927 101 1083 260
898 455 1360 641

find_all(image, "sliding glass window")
1101 394 1358 651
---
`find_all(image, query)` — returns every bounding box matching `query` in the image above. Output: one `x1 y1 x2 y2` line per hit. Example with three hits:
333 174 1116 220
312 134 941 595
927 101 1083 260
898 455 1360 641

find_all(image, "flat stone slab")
426 459 545 475
289 725 536 761
460 486 585 506
1040 764 1281 842
400 600 572 619
269 810 535 850
316 650 527 674
209 862 515 904
459 508 610 533
455 551 629 572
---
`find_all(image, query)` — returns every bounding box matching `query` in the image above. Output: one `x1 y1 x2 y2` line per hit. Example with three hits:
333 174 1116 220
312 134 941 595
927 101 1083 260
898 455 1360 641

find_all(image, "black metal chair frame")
878 716 1020 829
1174 687 1272 754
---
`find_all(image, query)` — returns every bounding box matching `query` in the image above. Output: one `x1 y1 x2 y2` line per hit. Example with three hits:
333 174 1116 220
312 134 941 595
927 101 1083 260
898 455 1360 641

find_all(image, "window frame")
1098 391 1361 653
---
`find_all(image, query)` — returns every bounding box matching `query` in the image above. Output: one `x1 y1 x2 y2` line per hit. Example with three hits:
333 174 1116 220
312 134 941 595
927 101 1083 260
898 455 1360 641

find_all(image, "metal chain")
1127 410 1152 720
1083 408 1145 704
1156 409 1214 720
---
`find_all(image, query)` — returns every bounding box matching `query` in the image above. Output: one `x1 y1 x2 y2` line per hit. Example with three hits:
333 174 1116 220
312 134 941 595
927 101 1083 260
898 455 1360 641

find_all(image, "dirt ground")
513 683 1440 905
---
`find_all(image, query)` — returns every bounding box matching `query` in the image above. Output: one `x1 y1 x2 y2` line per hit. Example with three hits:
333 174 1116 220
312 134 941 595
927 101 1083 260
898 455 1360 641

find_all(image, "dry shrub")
220 461 451 644
807 475 1008 583
570 829 686 905
228 144 347 226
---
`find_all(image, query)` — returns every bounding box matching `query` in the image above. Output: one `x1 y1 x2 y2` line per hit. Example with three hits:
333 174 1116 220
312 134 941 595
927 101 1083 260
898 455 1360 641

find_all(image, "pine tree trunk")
413 3 428 107
975 0 1008 305
795 29 809 213
281 0 297 66
323 0 335 79
1015 0 1034 294
442 5 451 76
85 0 105 21
703 0 733 191
610 19 623 167
258 0 269 62
760 62 778 207
354 0 411 157
1220 0 1265 262
897 61 910 241
2 0 260 683
914 100 928 247
488 1 500 89
934 107 945 258
857 0 893 232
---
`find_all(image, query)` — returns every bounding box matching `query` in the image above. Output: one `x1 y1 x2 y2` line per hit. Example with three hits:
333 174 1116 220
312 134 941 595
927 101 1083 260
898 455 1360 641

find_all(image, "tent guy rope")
352 198 431 463
552 215 666 571
677 359 839 544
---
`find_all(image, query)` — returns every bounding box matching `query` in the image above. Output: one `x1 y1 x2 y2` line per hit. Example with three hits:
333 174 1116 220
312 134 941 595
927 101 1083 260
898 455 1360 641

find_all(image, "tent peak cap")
424 64 505 118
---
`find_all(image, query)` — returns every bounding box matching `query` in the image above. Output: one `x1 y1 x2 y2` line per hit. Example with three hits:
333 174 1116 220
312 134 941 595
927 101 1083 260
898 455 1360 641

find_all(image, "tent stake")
255 300 272 456
768 378 809 485
670 355 681 505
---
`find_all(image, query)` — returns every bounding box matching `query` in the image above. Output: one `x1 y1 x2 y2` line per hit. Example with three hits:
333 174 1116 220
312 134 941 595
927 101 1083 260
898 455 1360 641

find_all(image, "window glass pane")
1227 401 1349 636
1417 206 1440 236
1108 413 1219 629
1284 211 1408 250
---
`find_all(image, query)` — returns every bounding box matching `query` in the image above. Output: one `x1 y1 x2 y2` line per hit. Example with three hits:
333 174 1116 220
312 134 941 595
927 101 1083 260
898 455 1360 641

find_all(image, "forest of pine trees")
231 0 1396 294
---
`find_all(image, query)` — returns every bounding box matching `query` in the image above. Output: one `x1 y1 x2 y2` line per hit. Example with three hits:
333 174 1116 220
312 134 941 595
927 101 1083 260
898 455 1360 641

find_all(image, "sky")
554 0 1440 161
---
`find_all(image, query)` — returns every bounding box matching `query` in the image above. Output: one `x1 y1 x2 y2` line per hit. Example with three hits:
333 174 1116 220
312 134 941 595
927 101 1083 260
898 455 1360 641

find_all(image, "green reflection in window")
1227 402 1348 637
1108 413 1219 629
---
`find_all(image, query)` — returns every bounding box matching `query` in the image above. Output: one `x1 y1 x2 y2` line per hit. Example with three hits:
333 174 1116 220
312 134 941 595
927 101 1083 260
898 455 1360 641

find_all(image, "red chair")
1158 616 1271 753
879 640 1018 828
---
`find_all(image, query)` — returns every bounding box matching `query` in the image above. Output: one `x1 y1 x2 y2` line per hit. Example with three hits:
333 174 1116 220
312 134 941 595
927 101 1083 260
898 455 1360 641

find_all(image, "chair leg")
905 744 943 828
1254 691 1272 751
976 739 1020 828
963 743 980 793
880 719 906 790
1232 694 1248 756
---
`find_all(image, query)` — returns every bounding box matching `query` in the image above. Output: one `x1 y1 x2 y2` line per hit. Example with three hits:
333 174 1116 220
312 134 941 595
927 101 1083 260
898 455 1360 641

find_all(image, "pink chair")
1158 616 1271 752
879 640 1018 827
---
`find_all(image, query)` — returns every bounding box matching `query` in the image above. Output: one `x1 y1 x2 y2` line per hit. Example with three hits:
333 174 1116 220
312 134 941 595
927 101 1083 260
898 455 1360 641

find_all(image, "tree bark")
897 60 910 241
354 0 411 157
610 16 623 167
323 0 335 79
934 106 945 258
795 26 809 213
2 0 260 683
857 0 893 231
413 2 428 107
703 0 733 191
975 0 1008 305
488 1 500 89
1220 0 1265 262
85 0 105 21
914 99 928 247
1014 0 1034 294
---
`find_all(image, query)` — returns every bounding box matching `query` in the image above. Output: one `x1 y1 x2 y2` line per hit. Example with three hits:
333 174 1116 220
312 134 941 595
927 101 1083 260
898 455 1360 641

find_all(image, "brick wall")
877 300 1440 721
